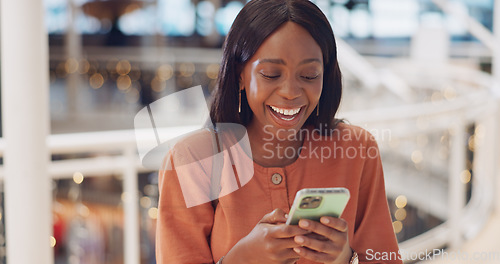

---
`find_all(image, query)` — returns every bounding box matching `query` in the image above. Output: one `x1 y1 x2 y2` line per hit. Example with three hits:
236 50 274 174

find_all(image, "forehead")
251 22 323 64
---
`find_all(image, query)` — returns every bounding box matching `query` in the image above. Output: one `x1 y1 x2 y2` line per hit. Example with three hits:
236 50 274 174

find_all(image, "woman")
157 0 402 263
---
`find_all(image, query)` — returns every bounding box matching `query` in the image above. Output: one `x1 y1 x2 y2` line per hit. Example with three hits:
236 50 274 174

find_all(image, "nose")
276 76 301 100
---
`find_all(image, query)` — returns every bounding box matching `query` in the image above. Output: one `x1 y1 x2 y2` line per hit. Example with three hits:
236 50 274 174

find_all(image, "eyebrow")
258 58 321 66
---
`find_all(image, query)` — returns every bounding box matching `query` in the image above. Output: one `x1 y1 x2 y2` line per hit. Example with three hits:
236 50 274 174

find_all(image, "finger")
298 219 347 244
304 232 328 241
294 235 341 255
260 208 287 224
278 238 304 249
293 246 336 263
320 217 348 232
271 224 311 239
283 258 300 264
276 248 301 263
259 234 301 251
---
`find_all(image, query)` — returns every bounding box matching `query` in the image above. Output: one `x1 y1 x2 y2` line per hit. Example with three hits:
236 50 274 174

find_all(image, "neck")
246 122 304 167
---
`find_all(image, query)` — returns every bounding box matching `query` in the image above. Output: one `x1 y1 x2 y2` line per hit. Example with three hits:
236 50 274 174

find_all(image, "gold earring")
239 89 242 113
316 102 319 116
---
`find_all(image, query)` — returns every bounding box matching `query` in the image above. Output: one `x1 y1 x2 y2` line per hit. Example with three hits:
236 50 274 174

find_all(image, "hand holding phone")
286 187 350 225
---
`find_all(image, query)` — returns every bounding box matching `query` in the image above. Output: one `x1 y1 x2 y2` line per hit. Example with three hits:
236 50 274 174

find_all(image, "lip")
267 104 306 127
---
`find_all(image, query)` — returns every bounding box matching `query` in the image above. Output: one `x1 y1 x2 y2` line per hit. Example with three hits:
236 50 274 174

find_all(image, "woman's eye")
302 75 319 80
260 73 280 79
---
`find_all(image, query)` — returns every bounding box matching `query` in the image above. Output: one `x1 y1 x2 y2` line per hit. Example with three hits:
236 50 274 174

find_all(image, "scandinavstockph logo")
134 85 254 207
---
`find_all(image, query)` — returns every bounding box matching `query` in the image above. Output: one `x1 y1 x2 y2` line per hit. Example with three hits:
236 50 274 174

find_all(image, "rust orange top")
156 123 402 264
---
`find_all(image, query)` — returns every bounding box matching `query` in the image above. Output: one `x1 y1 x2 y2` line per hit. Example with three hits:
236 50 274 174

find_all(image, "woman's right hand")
223 208 311 264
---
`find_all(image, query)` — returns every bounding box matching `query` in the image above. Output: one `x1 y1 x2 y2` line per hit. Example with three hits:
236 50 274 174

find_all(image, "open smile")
267 105 305 124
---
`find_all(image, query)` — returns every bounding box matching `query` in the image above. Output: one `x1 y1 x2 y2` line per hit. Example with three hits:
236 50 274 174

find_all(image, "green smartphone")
286 187 350 225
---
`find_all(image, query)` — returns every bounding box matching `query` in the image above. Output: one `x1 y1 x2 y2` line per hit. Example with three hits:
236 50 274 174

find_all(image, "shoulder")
320 122 378 147
158 128 217 172
339 122 376 142
318 122 382 161
169 123 249 167
170 128 218 164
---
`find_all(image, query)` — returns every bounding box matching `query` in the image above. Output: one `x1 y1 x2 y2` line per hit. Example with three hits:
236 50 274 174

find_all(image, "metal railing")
342 60 499 260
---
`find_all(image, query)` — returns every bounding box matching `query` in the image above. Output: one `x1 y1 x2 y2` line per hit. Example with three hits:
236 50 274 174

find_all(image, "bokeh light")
395 195 407 209
73 172 84 184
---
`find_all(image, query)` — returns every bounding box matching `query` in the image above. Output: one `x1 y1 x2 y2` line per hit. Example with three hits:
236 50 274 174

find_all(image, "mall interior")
1 0 500 263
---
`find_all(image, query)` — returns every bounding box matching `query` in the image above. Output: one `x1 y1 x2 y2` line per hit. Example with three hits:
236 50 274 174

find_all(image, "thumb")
259 208 287 224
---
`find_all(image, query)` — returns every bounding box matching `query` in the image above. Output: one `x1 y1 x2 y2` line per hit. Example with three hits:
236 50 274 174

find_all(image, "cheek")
245 76 270 107
309 81 323 102
247 76 260 98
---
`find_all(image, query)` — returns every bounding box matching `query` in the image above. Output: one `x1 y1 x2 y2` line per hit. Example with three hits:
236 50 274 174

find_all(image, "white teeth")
270 106 301 116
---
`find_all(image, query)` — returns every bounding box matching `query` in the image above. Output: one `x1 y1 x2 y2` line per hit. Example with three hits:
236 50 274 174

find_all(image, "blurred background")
1 0 499 263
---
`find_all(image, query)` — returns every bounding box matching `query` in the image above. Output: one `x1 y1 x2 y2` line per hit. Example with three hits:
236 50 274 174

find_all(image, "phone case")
286 187 350 225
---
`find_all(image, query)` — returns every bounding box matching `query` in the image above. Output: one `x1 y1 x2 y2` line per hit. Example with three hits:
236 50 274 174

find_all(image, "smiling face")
240 22 324 140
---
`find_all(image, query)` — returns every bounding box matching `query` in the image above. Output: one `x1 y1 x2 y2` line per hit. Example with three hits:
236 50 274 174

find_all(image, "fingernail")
285 213 288 219
293 247 301 254
299 220 309 228
320 217 330 224
295 236 305 244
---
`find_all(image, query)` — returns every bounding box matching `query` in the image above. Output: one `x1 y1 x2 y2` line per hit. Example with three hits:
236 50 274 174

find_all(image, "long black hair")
209 0 342 134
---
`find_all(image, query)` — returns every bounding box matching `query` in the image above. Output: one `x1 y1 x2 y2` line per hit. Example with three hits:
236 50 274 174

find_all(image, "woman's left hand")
292 217 352 264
